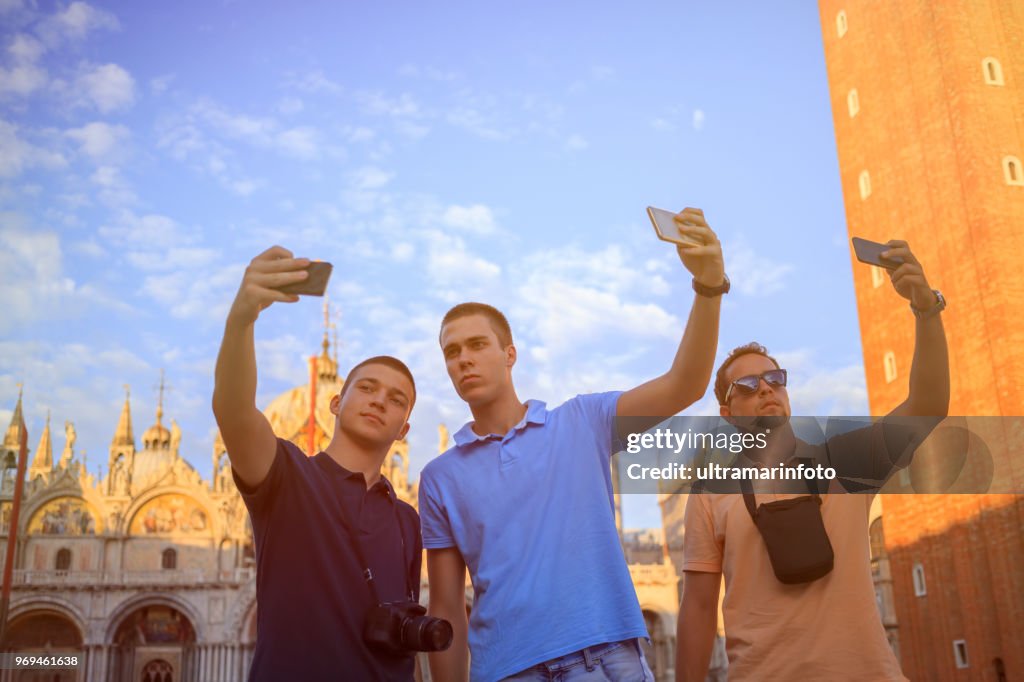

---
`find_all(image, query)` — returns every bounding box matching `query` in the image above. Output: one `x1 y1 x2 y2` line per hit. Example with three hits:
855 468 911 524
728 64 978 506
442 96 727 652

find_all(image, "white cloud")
125 247 219 272
788 362 868 416
38 2 119 45
65 121 130 160
446 107 510 140
98 211 189 250
140 262 239 321
651 118 675 133
75 63 135 112
727 240 794 296
692 109 705 131
255 335 309 383
90 165 136 206
8 33 44 62
277 96 303 115
150 73 174 95
441 204 498 235
286 69 342 95
424 230 501 285
0 214 132 332
0 119 67 177
565 134 588 151
348 165 394 190
0 60 47 96
359 91 421 118
276 126 319 160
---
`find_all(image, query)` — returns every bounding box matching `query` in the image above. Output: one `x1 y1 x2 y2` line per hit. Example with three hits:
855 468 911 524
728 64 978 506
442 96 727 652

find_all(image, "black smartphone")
852 237 902 270
277 261 333 296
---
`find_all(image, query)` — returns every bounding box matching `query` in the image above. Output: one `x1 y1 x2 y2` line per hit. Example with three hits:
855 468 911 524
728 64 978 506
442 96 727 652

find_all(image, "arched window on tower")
55 548 71 572
859 170 872 199
1003 156 1023 186
162 548 177 570
883 351 897 383
837 11 848 38
912 562 926 596
871 265 885 288
982 58 1004 86
848 88 859 117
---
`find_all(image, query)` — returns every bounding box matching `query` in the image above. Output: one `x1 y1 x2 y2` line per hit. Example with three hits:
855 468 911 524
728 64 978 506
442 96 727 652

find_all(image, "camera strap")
335 485 416 604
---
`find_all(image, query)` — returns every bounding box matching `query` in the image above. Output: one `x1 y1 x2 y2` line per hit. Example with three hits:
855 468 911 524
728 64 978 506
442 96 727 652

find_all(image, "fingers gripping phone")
277 261 333 296
647 206 702 247
852 237 903 270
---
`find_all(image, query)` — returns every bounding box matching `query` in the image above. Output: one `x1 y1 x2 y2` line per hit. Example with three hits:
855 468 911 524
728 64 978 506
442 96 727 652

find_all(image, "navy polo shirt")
234 438 421 682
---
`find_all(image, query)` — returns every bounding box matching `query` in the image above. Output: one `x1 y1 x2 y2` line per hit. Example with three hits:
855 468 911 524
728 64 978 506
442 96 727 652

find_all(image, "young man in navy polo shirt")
420 208 728 681
213 246 421 681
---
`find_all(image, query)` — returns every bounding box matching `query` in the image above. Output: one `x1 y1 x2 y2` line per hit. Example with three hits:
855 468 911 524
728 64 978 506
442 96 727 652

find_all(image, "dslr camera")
364 601 453 657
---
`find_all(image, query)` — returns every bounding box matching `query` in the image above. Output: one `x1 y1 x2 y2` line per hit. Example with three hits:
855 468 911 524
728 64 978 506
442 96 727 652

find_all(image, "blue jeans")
500 639 654 681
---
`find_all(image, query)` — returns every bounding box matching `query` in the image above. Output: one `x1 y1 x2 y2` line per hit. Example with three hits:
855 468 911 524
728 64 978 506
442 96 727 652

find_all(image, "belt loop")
582 645 597 672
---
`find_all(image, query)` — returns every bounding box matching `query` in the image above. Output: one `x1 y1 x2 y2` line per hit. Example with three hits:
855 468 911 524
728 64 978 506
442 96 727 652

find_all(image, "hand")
882 240 935 310
674 208 725 287
227 246 310 325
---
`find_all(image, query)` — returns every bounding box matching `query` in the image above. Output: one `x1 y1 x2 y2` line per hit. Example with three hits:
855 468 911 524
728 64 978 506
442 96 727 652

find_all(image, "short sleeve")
231 438 291 522
418 468 456 550
571 391 624 462
681 494 723 573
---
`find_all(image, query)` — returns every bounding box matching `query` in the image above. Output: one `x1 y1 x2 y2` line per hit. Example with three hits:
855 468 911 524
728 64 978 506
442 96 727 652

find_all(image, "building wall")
818 1 1024 679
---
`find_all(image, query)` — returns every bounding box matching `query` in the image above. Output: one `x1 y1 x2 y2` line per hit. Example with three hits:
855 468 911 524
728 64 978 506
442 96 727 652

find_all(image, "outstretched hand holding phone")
227 246 315 326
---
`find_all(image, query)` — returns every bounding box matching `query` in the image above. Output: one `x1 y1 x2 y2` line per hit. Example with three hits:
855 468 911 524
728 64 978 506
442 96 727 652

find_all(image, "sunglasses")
724 368 788 403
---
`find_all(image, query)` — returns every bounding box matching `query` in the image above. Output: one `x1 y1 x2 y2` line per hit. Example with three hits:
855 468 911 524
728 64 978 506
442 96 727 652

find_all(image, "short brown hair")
339 356 416 409
714 342 781 405
439 302 513 348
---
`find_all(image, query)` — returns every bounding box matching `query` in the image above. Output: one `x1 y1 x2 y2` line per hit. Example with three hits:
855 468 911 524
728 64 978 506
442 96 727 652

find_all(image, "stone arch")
124 488 218 539
105 594 205 644
23 493 103 536
1 600 86 677
6 596 87 640
640 605 676 680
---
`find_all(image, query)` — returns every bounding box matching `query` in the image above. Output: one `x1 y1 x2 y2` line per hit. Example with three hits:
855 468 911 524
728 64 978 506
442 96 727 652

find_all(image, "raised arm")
676 570 722 682
619 207 725 418
881 241 949 418
426 547 469 682
211 246 310 488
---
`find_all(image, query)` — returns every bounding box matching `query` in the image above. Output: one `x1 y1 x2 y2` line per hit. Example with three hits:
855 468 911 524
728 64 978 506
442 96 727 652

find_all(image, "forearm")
427 606 468 682
212 315 259 419
676 601 718 682
905 313 949 416
666 293 722 406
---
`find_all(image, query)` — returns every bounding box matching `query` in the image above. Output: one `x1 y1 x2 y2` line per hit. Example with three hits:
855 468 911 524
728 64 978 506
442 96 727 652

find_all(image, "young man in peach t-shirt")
676 241 949 681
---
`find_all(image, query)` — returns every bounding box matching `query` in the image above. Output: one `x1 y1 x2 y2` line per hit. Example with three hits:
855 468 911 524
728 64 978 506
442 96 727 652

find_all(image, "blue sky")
0 1 874 528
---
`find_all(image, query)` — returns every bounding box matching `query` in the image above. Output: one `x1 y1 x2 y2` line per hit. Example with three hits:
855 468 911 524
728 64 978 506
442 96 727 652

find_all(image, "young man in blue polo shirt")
420 208 727 681
213 245 422 681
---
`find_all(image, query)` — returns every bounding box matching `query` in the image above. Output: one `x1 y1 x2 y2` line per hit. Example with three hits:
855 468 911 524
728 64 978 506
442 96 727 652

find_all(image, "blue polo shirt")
234 438 421 682
418 392 647 682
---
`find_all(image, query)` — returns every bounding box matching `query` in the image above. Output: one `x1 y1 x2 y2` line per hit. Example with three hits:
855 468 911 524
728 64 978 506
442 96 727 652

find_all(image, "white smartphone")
647 206 702 247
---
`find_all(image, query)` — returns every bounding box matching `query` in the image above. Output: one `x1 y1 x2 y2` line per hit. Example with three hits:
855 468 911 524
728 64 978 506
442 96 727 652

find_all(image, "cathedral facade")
0 338 679 681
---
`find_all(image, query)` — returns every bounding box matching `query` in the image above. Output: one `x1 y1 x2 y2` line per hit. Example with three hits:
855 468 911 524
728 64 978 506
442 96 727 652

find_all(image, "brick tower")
818 1 1024 680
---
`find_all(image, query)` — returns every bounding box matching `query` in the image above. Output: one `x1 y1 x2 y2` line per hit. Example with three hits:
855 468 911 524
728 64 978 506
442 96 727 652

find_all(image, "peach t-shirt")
682 441 906 681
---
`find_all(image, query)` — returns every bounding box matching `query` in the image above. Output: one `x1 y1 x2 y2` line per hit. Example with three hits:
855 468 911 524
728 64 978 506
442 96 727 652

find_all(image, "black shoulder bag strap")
335 492 415 604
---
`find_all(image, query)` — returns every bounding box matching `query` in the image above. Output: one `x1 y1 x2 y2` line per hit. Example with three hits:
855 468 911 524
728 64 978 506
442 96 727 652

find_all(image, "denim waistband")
541 638 630 672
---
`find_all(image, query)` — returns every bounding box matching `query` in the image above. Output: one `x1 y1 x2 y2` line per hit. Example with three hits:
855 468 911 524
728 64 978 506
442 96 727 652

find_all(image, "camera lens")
401 615 453 652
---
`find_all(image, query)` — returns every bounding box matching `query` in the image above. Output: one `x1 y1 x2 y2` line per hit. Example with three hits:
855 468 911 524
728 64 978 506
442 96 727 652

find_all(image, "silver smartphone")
647 206 702 247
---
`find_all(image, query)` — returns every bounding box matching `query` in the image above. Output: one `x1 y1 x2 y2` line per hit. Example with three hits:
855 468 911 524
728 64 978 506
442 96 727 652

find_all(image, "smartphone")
277 261 333 296
851 237 903 270
647 206 702 247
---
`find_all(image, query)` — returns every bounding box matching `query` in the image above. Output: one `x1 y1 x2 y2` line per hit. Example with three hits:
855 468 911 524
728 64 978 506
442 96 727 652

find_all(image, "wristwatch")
692 274 730 297
911 289 945 320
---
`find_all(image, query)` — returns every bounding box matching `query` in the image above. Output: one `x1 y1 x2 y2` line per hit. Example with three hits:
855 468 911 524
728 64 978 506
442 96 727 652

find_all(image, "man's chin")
755 414 790 429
